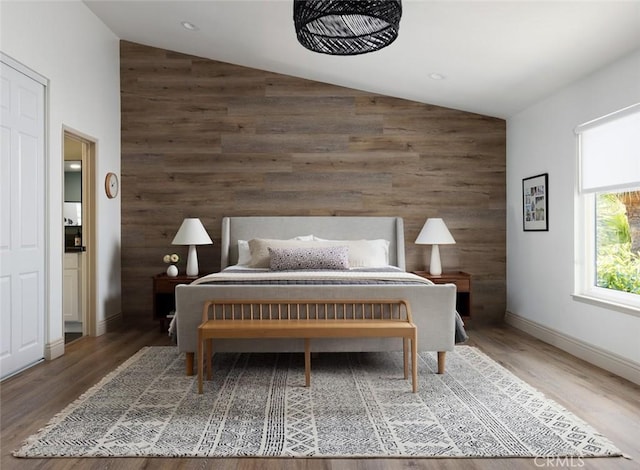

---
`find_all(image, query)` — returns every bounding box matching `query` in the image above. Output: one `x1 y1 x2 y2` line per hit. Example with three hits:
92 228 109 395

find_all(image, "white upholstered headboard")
220 216 405 270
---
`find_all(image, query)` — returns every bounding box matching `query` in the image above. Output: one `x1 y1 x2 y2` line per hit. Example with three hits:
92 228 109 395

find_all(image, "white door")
0 59 46 379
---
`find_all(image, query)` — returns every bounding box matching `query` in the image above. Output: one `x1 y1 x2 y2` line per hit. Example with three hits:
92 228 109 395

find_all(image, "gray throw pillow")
268 246 349 271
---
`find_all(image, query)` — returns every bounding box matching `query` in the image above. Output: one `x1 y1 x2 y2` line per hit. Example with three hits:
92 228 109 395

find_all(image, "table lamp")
415 218 456 275
171 218 213 276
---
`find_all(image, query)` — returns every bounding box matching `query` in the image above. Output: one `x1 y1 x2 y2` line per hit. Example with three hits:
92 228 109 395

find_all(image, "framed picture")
522 173 548 231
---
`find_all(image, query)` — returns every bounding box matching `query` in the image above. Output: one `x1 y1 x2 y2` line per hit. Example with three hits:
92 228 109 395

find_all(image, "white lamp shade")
171 218 213 246
414 218 456 245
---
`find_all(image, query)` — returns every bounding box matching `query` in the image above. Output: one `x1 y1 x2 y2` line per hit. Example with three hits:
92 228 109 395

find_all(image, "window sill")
572 293 640 318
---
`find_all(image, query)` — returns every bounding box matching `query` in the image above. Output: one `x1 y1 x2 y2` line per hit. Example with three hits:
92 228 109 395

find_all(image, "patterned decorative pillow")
268 246 349 271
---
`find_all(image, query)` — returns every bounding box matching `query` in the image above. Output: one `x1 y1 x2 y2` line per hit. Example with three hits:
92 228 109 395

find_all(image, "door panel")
20 273 40 348
0 277 11 357
19 133 39 247
0 127 10 249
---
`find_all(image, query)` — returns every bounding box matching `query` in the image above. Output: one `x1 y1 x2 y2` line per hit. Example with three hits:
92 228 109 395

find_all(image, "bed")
174 216 460 375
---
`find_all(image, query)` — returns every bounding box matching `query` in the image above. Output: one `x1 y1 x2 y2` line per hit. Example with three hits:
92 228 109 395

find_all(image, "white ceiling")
84 0 640 118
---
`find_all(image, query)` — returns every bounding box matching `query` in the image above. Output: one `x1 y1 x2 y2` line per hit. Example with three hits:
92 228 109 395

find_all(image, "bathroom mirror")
64 160 82 247
64 160 82 202
63 202 82 226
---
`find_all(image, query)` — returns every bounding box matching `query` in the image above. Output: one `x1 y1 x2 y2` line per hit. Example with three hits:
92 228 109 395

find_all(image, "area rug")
14 346 622 458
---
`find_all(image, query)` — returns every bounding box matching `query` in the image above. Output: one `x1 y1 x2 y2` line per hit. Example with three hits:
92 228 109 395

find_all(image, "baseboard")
96 311 123 336
505 311 640 386
45 337 65 361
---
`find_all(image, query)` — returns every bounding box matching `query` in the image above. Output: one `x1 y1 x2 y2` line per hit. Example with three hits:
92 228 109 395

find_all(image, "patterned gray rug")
14 346 621 458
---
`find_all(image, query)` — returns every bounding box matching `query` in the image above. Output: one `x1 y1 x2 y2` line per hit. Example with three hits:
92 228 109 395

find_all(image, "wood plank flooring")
2 322 638 470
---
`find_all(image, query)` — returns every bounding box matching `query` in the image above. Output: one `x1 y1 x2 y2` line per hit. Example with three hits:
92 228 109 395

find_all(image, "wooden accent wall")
120 41 506 323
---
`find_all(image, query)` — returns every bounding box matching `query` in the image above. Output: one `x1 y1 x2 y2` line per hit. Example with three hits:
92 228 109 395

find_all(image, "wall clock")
105 172 119 198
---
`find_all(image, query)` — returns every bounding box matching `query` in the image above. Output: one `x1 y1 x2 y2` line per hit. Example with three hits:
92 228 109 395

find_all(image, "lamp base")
429 244 442 276
186 245 199 277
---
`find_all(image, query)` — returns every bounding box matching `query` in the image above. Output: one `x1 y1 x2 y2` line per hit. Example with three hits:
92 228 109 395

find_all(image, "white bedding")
191 268 435 285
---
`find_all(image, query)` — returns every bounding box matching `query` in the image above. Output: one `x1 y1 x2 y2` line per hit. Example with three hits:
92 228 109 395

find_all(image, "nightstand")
412 271 472 318
152 273 198 332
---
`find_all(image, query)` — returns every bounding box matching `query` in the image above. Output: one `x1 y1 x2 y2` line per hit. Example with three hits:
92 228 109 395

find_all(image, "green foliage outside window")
596 192 640 294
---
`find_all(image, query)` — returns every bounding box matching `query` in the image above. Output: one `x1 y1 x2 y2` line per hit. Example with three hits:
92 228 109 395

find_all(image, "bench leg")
185 352 194 376
411 334 418 393
206 339 212 380
304 338 311 387
437 351 446 374
403 338 409 379
197 332 204 394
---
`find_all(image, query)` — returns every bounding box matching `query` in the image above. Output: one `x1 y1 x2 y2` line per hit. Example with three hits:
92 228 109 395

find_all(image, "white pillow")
236 240 252 266
236 235 314 266
312 237 390 267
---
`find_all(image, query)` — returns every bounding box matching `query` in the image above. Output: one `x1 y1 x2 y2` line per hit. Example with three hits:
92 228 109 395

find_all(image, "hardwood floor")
2 322 638 470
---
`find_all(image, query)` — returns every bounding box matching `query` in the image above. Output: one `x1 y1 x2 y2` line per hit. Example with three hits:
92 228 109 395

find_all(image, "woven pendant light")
294 0 402 56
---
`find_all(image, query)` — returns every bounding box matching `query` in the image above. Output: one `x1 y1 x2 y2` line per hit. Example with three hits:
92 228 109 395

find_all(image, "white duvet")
191 268 435 285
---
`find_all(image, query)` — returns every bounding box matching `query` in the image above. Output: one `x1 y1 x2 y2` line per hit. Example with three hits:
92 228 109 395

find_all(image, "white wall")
507 49 640 383
1 1 121 356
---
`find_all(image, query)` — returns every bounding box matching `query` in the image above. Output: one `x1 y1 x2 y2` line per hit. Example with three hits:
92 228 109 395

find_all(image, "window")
575 104 640 314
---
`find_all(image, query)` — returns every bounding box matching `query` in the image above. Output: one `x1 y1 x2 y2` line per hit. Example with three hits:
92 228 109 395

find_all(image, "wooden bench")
197 299 418 394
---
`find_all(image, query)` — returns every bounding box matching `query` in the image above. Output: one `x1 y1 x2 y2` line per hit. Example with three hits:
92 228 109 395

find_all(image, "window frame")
573 105 640 317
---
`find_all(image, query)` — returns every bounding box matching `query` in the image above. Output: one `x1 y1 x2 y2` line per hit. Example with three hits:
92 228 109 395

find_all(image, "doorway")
63 131 96 342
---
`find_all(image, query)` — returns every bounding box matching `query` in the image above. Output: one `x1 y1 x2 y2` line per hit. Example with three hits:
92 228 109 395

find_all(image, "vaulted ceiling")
85 0 640 118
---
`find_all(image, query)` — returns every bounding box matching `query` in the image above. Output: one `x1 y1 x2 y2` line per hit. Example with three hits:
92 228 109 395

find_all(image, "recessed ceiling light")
69 163 81 169
181 21 199 31
429 73 446 80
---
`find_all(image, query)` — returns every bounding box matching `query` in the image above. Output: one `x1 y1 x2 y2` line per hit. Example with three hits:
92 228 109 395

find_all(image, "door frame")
62 128 97 337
